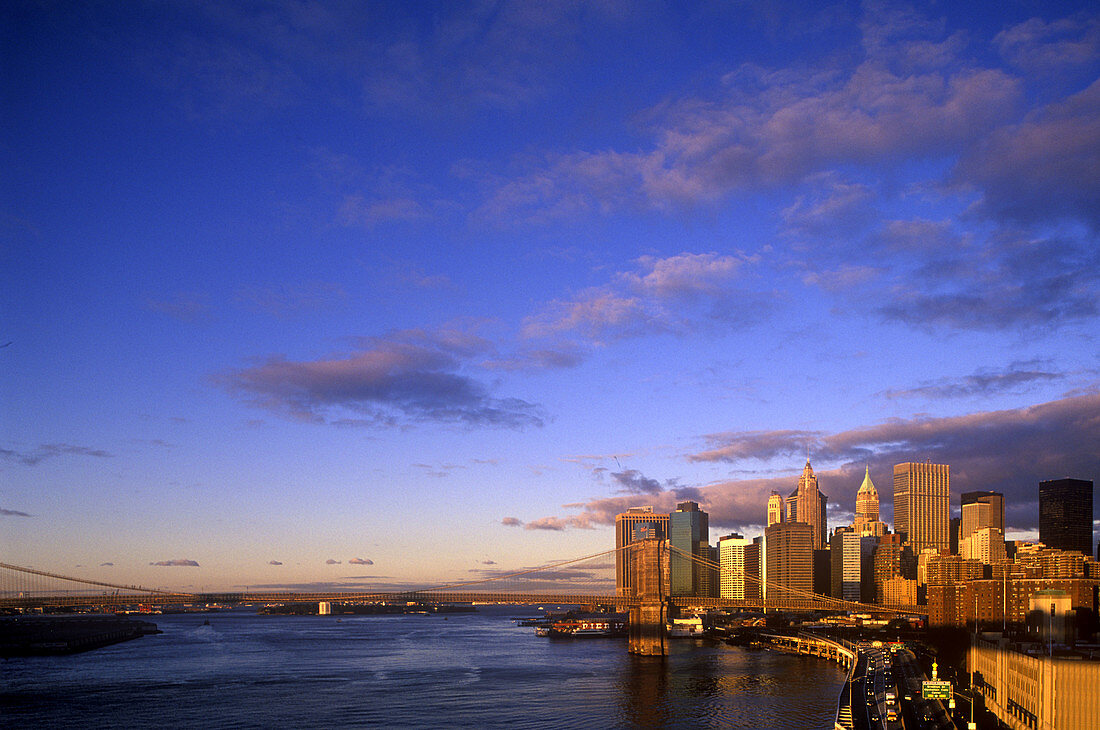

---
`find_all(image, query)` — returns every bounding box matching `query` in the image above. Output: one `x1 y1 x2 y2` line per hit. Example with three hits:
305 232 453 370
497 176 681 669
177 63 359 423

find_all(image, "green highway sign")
922 680 952 700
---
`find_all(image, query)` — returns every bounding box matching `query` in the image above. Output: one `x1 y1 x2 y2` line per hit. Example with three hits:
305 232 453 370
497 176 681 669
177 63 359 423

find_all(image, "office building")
787 460 827 550
830 527 861 602
766 491 783 527
961 491 1004 535
718 534 760 601
669 501 710 597
893 462 950 554
764 521 813 602
853 467 889 537
1039 478 1094 556
615 506 669 596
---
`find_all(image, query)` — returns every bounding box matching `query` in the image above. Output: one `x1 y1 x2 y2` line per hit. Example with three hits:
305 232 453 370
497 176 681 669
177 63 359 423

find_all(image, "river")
2 606 846 728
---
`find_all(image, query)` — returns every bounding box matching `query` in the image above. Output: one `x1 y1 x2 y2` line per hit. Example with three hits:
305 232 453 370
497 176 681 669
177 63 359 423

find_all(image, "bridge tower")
627 538 668 656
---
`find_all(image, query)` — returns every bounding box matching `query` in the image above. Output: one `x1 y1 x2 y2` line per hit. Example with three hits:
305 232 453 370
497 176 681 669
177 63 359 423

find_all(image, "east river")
2 606 847 728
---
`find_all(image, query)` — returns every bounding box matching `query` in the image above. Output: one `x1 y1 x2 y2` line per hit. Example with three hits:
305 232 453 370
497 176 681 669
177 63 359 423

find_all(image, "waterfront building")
669 501 710 597
764 521 813 602
1039 478 1094 556
893 462 950 554
829 528 861 602
718 534 760 601
766 491 783 527
970 633 1100 730
615 506 669 596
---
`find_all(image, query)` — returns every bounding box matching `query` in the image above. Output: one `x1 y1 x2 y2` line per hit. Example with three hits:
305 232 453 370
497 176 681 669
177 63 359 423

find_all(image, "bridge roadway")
0 590 925 616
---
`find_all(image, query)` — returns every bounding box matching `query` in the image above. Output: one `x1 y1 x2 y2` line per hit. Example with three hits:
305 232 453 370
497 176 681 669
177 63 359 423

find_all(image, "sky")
3 0 1099 593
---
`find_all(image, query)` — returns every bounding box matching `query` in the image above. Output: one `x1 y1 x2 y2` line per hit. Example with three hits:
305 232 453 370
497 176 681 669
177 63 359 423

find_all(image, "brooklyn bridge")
2 541 924 656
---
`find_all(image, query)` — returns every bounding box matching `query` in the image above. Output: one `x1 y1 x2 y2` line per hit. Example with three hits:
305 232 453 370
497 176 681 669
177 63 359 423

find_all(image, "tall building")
853 467 889 537
766 491 784 527
764 521 813 602
1039 478 1094 556
893 462 950 554
830 527 861 602
961 491 1004 535
615 507 669 596
669 501 710 596
854 466 879 527
788 460 827 550
718 534 760 601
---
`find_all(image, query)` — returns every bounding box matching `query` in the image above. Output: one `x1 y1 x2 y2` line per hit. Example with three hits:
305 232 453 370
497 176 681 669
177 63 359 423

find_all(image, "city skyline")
4 1 1100 591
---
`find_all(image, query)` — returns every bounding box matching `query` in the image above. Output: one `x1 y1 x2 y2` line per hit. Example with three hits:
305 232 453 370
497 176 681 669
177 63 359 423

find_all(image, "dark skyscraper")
1039 478 1094 556
670 501 709 596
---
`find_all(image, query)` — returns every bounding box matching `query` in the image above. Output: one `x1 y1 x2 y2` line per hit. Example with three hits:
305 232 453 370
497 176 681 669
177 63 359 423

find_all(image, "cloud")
348 557 374 565
480 560 496 565
994 14 1100 75
215 328 544 429
1 508 32 517
479 8 1023 221
954 78 1100 229
150 559 200 567
524 515 597 531
521 252 761 343
878 231 1100 329
268 560 283 566
325 559 342 565
530 391 1100 537
689 430 821 464
0 444 114 467
482 348 584 372
610 469 665 495
882 362 1064 400
100 562 113 566
501 517 523 527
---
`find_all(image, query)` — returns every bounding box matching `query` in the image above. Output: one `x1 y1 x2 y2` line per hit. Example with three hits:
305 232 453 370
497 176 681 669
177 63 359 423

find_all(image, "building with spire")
794 460 827 550
853 466 888 537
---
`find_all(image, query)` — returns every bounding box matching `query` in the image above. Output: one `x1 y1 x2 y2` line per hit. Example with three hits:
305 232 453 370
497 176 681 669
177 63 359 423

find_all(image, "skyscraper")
764 521 813 602
1039 478 1094 556
960 491 1004 536
615 506 669 596
792 460 827 550
767 491 784 527
718 534 760 601
893 462 950 554
669 501 709 596
854 466 879 526
830 527 861 602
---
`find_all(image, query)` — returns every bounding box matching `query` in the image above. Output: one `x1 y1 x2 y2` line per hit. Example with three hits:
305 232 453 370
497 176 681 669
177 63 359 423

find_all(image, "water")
2 607 846 728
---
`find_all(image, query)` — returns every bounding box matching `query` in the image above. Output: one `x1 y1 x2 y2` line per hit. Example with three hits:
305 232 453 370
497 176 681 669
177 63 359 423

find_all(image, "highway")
844 643 956 730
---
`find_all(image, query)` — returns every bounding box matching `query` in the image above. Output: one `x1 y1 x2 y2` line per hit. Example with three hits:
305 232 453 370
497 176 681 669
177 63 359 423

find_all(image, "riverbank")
0 615 161 656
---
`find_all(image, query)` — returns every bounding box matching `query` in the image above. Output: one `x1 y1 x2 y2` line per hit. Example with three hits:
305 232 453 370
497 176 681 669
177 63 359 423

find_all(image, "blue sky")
3 0 1098 592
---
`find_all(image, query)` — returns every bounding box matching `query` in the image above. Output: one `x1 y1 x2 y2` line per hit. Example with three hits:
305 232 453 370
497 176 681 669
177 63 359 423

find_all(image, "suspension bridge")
3 541 924 654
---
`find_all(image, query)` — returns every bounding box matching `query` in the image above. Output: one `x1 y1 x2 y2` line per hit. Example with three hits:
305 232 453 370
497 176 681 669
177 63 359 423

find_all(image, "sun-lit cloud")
501 517 523 527
325 559 341 565
531 392 1100 536
521 252 762 343
268 560 283 566
348 557 374 565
